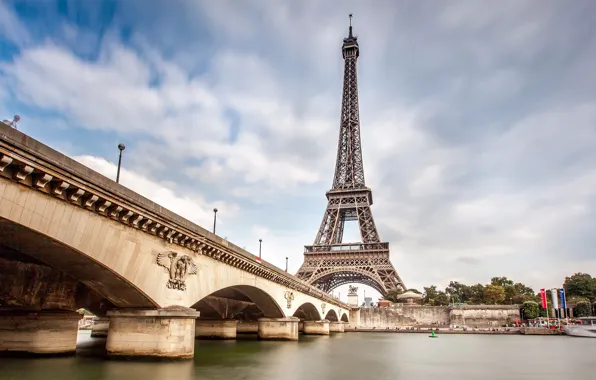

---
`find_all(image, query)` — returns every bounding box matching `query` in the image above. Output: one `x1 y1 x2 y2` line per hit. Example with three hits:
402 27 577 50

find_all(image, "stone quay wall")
352 305 520 328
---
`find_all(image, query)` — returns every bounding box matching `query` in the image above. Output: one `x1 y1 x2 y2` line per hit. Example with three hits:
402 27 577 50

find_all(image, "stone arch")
324 309 339 321
0 218 158 314
341 313 349 322
292 302 322 321
190 285 284 319
309 268 387 294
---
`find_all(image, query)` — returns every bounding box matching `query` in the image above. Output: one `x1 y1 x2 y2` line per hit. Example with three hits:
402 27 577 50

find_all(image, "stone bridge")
0 123 350 359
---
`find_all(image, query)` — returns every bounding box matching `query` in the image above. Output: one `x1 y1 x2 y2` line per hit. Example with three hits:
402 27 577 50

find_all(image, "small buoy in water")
429 330 438 338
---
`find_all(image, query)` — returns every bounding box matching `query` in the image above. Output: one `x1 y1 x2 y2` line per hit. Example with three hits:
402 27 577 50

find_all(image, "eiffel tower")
296 15 406 296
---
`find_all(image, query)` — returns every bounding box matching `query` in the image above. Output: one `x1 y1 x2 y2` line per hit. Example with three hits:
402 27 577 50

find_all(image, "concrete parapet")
196 319 237 339
90 317 109 338
329 321 345 333
258 317 299 341
303 320 330 335
0 311 80 356
106 307 199 360
237 320 258 334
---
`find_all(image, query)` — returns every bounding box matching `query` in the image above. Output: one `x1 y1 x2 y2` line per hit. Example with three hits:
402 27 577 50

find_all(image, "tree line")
383 272 596 317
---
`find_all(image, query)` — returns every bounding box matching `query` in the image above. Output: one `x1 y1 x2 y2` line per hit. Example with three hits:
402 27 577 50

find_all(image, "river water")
1 331 594 380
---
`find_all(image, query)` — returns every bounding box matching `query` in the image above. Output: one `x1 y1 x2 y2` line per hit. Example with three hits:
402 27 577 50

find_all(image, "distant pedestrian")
2 115 20 130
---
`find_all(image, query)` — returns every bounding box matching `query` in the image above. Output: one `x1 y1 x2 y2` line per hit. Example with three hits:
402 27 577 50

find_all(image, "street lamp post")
116 143 126 183
259 239 262 259
212 208 218 234
285 257 288 272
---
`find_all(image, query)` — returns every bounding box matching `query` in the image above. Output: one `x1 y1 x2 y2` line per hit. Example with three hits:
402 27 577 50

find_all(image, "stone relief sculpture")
321 303 326 315
284 290 294 309
348 285 358 295
156 251 197 291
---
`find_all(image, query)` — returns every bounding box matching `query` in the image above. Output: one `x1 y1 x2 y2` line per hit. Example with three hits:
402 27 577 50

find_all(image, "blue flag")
559 288 567 310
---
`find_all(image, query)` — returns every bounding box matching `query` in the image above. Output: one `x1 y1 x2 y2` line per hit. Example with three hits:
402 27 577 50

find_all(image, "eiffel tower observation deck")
296 15 406 296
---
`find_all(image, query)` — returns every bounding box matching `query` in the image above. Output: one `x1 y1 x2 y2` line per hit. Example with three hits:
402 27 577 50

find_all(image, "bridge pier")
0 311 80 356
303 320 330 335
237 320 258 334
90 317 110 338
257 317 299 341
329 321 345 333
195 319 237 339
106 307 199 360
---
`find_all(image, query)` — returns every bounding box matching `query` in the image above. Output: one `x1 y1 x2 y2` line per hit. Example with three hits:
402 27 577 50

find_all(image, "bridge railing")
0 122 349 310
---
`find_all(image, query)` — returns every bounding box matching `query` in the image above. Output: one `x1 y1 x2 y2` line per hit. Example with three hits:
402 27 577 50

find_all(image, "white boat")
564 317 596 338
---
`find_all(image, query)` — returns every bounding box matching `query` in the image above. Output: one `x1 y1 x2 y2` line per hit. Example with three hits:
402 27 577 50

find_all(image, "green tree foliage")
383 288 404 303
522 301 540 319
414 272 593 306
573 301 592 317
564 273 596 301
484 284 506 304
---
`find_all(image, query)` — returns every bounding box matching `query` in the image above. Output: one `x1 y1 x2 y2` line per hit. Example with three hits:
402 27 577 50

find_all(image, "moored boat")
564 317 596 338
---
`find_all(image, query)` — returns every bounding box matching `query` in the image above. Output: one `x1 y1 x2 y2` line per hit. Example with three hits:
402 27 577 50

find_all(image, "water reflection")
1 331 595 380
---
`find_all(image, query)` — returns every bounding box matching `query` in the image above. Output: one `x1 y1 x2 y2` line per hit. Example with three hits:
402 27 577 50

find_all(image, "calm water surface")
1 331 594 380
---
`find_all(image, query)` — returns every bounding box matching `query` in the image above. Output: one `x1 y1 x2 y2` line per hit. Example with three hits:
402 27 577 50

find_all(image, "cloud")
1 0 596 302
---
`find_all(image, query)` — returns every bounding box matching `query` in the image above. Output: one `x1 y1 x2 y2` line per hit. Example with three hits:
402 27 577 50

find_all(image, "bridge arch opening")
324 309 339 321
190 285 285 320
341 313 349 322
0 219 158 315
292 302 321 321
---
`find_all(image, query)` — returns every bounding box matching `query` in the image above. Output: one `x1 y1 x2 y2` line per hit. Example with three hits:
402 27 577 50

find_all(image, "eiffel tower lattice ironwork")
295 15 406 296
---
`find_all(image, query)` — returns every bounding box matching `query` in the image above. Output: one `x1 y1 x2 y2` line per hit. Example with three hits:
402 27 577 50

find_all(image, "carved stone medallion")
284 290 294 309
321 303 326 315
156 251 197 291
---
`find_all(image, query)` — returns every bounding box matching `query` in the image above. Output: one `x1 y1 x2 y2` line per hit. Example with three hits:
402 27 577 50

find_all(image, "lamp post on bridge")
285 257 288 272
259 239 262 259
212 208 218 234
116 143 125 184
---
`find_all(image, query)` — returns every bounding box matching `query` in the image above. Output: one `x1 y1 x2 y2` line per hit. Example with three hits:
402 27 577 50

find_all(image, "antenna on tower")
349 14 353 37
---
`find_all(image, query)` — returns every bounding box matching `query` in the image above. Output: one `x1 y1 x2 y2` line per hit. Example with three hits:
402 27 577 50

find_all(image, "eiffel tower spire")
296 15 406 295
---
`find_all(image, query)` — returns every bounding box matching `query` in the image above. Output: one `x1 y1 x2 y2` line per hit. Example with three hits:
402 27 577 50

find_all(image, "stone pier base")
329 321 345 333
106 307 199 360
91 317 109 338
0 311 80 356
196 319 237 339
299 321 304 333
258 317 299 341
303 320 330 335
237 320 258 334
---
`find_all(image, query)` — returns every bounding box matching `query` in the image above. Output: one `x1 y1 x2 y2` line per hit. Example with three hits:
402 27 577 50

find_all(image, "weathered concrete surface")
236 320 258 334
449 305 520 327
257 317 299 341
352 305 520 328
520 326 562 335
329 321 345 333
90 317 109 337
105 307 199 360
0 256 78 311
195 319 237 339
0 311 80 355
303 320 330 335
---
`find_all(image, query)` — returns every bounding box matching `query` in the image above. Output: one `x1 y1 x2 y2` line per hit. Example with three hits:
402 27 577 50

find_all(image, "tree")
469 283 486 304
522 301 540 319
383 288 404 303
445 281 472 303
423 286 439 305
435 291 450 306
564 273 596 301
491 277 514 288
574 301 592 317
484 285 505 304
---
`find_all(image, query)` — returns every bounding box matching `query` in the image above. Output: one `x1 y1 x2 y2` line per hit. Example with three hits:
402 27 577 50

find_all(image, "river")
0 331 594 380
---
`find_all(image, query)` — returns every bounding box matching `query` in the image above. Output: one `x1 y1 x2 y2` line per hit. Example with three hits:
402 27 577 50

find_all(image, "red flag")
540 288 547 309
255 256 262 264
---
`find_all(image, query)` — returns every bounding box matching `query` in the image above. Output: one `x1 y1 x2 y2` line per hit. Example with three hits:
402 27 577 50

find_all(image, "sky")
1 0 595 303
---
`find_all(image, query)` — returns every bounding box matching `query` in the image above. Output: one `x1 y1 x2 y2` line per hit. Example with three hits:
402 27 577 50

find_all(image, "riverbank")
345 327 563 335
